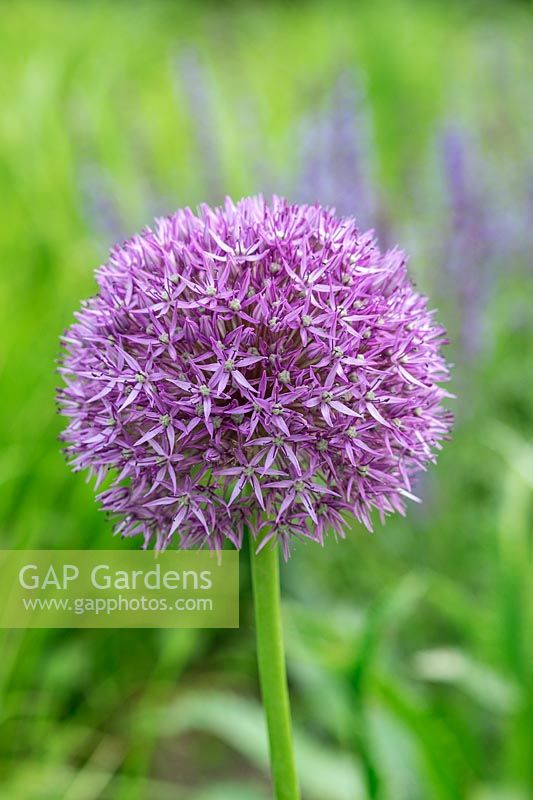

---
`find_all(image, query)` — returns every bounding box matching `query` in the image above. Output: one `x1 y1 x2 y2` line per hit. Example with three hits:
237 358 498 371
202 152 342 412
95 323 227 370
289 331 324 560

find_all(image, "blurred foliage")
0 1 532 799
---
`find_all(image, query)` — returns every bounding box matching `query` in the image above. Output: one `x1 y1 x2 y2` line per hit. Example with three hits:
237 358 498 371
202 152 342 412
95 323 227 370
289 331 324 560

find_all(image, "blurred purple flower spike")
438 126 498 356
78 162 127 245
174 48 224 203
294 71 381 231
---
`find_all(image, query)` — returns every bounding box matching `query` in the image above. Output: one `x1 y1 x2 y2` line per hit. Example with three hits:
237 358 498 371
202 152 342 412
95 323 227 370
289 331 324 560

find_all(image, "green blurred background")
0 1 532 798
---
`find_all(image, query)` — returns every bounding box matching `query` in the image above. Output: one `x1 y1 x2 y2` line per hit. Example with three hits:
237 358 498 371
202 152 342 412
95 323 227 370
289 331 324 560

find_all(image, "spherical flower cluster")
59 196 452 558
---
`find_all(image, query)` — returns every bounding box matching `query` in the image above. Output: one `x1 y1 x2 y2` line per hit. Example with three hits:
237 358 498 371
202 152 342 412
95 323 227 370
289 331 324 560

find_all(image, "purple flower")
58 196 452 557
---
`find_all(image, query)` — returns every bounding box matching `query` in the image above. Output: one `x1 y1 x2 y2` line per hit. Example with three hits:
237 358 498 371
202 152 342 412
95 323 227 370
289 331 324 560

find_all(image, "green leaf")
140 690 366 800
412 648 521 714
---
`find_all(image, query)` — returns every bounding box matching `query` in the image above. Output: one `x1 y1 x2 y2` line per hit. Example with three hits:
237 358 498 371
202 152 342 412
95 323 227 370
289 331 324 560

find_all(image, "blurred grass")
0 1 532 798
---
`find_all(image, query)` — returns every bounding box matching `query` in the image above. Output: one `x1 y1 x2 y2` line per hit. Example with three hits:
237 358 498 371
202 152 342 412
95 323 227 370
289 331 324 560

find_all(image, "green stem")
250 540 300 800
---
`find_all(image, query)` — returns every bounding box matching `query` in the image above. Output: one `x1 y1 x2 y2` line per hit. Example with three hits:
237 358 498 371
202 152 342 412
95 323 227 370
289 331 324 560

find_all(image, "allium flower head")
59 196 452 558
